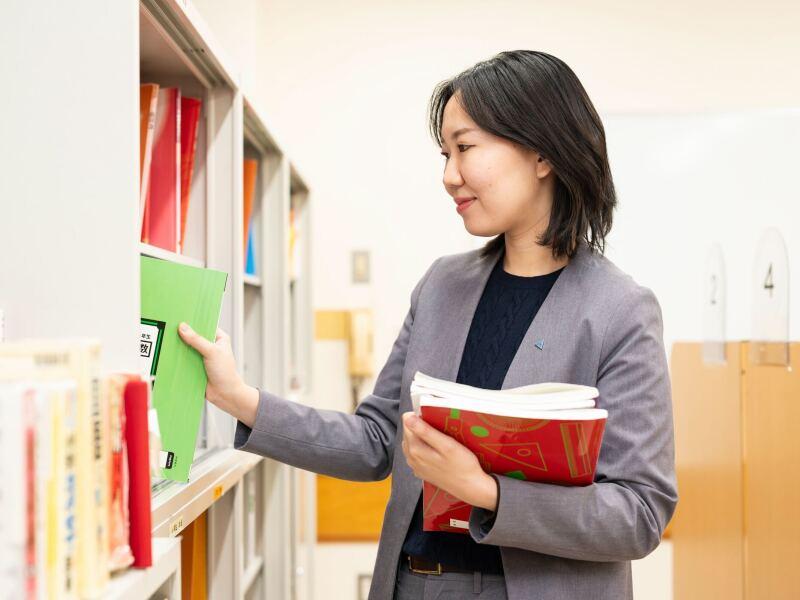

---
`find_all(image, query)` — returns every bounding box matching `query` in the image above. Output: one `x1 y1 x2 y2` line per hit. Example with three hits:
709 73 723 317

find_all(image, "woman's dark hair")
428 50 616 260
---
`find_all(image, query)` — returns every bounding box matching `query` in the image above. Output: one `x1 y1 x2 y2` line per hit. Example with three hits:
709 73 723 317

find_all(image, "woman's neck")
502 234 569 277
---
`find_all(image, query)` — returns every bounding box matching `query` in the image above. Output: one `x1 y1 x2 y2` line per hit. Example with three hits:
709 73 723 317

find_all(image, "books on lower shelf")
139 84 202 255
410 371 608 534
0 342 152 599
140 255 228 482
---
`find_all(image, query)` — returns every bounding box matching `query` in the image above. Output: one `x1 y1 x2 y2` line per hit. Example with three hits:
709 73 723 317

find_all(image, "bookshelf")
2 0 313 598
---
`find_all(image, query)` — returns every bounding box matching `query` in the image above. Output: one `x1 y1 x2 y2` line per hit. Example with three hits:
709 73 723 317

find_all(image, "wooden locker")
742 342 800 599
670 342 744 600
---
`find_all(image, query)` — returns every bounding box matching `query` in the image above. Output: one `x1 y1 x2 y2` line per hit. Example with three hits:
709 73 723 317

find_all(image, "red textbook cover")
420 406 606 534
123 379 152 567
179 97 202 253
144 87 181 252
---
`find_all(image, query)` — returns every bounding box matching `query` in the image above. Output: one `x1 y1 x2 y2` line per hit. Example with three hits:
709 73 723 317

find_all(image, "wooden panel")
315 310 348 340
743 342 800 599
670 342 744 600
316 475 391 542
180 511 208 600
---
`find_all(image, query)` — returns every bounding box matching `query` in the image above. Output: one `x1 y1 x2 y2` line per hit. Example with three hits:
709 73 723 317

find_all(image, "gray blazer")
235 241 678 600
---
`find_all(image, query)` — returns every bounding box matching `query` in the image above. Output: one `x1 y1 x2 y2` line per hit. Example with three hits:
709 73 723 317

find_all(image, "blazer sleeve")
232 257 440 482
468 285 679 562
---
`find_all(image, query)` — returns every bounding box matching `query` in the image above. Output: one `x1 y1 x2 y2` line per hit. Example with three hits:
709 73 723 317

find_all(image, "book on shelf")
243 158 257 256
124 378 152 568
179 97 202 253
245 228 256 276
139 83 159 241
140 255 228 482
143 87 181 252
105 374 135 572
243 158 258 275
409 371 607 534
0 381 30 596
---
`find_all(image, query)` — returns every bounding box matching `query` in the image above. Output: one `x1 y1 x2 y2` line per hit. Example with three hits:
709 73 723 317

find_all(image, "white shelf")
151 447 262 537
243 273 262 287
140 242 205 269
103 538 180 600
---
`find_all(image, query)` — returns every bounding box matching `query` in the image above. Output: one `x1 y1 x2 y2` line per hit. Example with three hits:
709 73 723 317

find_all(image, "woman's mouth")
456 197 476 214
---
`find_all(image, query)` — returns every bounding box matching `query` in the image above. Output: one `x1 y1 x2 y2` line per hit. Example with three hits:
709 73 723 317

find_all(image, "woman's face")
440 93 553 239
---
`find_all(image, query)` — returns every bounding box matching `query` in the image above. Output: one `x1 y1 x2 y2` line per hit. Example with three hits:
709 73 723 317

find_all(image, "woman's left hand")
401 412 498 512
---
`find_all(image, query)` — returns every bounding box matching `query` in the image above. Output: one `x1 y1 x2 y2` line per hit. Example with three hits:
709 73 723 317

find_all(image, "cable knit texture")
401 250 564 573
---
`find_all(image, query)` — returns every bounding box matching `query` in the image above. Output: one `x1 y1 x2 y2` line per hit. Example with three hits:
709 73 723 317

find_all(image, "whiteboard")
602 109 800 355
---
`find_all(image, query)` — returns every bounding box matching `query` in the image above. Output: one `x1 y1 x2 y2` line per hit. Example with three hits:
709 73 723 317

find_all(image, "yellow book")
33 381 78 600
0 340 108 598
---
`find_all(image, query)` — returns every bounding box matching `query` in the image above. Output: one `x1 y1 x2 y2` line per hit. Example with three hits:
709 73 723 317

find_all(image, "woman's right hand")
178 322 260 427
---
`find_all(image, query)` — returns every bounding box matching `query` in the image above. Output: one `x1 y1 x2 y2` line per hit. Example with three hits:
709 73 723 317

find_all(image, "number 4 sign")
751 228 789 365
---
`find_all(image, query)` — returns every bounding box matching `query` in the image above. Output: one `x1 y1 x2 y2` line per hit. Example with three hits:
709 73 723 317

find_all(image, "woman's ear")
535 154 553 178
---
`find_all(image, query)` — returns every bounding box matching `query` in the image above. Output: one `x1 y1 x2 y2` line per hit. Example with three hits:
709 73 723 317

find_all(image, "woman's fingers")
403 412 452 454
403 424 438 464
179 322 214 357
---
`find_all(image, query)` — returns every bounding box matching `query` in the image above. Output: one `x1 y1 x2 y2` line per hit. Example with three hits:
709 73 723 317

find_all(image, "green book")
140 255 228 482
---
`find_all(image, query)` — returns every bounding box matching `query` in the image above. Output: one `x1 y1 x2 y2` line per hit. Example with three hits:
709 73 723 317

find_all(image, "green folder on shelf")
140 255 228 482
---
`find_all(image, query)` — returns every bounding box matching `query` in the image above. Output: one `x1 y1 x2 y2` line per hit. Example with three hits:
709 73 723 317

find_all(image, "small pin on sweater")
535 339 544 350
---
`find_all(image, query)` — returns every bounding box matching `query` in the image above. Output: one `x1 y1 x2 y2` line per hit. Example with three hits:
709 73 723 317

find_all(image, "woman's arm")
468 285 678 562
182 257 441 482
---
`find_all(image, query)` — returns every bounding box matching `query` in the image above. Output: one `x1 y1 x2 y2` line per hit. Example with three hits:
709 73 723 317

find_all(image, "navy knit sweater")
400 250 564 573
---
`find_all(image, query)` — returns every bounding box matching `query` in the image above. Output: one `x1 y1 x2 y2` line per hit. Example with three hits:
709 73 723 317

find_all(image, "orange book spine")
139 84 159 243
242 159 258 260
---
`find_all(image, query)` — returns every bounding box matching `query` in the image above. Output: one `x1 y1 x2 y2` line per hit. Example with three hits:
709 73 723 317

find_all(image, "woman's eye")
440 145 471 160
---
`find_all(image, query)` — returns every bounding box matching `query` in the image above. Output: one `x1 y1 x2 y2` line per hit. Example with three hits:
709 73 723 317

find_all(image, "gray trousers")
393 558 508 599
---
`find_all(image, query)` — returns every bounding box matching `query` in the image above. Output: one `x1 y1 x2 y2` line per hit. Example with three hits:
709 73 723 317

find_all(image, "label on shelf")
169 515 184 537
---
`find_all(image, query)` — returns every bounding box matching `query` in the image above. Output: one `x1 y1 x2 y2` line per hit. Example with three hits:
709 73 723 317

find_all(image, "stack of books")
410 372 607 534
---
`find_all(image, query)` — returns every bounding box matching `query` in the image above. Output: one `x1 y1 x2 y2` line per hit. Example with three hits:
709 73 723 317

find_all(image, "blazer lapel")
431 249 503 384
502 241 590 388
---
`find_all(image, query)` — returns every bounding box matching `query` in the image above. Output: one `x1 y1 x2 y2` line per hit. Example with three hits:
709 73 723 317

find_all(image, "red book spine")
420 406 606 534
146 88 180 253
179 97 202 253
24 389 36 600
123 380 152 567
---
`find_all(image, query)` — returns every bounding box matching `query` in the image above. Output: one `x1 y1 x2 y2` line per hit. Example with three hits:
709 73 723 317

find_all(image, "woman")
179 50 677 600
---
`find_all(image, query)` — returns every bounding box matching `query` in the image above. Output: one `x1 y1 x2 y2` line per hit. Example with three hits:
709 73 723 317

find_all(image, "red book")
124 379 152 567
179 97 202 253
410 372 607 534
144 87 181 252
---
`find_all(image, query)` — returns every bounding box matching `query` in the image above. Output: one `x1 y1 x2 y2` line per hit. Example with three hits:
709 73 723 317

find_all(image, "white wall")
191 2 800 598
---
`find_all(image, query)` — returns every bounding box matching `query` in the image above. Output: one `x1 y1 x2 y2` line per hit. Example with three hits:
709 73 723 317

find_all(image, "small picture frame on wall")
357 573 372 600
352 250 371 284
